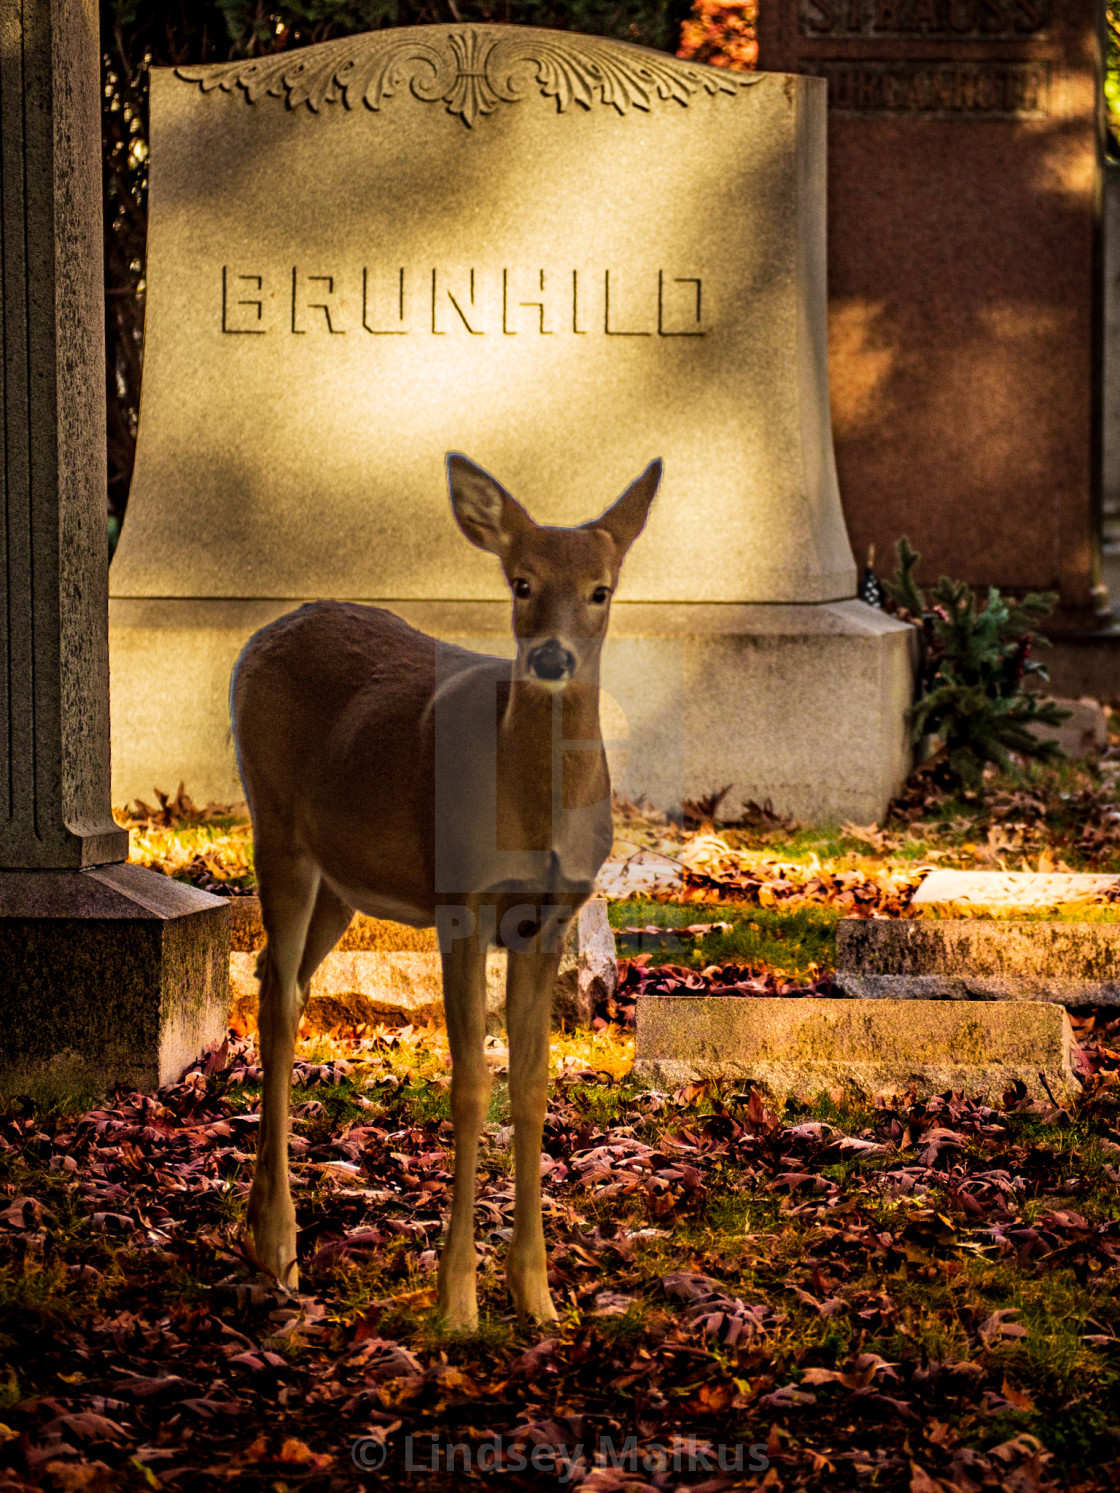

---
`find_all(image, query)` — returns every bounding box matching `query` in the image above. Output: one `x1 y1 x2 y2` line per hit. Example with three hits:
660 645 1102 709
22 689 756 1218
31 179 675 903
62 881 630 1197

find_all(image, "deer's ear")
446 453 533 555
588 459 663 558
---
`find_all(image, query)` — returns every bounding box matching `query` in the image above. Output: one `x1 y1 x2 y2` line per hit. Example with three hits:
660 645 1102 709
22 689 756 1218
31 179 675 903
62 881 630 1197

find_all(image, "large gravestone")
0 0 228 1095
759 0 1104 629
110 24 914 823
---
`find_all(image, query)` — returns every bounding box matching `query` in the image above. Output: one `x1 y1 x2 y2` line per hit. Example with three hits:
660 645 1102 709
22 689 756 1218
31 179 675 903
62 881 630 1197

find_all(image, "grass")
609 898 840 977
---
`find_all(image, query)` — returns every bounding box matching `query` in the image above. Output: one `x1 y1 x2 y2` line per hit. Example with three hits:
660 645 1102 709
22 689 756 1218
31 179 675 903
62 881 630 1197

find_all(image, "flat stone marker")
912 869 1120 914
836 918 1120 1007
228 895 616 1032
836 868 1120 1006
633 995 1080 1104
109 22 913 824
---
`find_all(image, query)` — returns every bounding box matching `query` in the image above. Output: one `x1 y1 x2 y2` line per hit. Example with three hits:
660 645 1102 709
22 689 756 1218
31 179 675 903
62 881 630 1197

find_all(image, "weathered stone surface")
836 917 1120 1006
227 892 617 1031
0 0 127 870
109 24 913 822
1027 696 1109 760
0 865 230 1095
911 869 1120 915
759 0 1103 626
632 995 1079 1104
554 899 617 1028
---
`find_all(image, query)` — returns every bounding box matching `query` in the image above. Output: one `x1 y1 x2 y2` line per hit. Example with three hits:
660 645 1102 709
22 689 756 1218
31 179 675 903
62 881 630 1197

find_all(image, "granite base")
110 597 915 823
0 863 230 1096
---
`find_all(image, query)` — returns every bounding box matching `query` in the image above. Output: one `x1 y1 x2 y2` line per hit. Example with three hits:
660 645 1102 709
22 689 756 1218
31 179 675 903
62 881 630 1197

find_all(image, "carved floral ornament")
177 26 760 130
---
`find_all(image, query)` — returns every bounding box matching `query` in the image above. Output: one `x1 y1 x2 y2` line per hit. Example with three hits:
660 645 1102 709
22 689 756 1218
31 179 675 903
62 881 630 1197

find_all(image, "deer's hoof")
252 1230 299 1291
436 1273 479 1333
248 1202 298 1290
508 1272 559 1325
436 1297 479 1333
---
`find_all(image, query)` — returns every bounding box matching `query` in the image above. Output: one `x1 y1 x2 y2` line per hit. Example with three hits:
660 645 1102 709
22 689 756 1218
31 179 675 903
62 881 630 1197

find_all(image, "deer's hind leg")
249 847 320 1289
296 882 354 1003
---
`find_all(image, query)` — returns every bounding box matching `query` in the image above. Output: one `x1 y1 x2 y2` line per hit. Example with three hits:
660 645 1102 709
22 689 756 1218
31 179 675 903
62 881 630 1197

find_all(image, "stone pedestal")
0 0 228 1095
0 866 228 1093
111 596 914 823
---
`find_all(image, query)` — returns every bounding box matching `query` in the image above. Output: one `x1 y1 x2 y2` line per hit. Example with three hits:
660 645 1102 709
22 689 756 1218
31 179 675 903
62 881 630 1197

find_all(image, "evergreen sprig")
884 539 1069 789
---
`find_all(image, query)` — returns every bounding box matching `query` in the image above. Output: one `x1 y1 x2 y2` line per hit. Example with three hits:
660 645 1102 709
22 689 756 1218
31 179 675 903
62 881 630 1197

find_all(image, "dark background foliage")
101 0 689 532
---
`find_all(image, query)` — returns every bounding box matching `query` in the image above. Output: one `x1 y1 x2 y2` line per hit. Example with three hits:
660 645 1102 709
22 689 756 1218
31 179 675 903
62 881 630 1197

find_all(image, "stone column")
0 0 228 1095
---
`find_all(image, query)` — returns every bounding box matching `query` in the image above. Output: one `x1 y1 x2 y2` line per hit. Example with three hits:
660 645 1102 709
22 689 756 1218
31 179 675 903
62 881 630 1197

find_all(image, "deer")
230 452 662 1330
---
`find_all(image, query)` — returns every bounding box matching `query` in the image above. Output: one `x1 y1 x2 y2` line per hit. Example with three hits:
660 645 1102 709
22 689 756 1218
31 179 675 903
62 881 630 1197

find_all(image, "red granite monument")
759 0 1105 633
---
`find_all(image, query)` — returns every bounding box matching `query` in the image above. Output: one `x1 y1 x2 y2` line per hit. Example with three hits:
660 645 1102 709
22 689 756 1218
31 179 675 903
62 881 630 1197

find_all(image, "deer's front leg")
249 855 319 1290
505 937 564 1324
438 928 491 1331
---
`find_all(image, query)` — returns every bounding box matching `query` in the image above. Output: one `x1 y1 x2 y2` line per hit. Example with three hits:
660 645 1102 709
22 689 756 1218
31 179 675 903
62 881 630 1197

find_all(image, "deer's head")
446 453 662 689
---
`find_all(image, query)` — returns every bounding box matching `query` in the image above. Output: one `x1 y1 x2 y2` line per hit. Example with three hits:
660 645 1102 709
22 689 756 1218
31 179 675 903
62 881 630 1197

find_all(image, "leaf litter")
0 1022 1118 1490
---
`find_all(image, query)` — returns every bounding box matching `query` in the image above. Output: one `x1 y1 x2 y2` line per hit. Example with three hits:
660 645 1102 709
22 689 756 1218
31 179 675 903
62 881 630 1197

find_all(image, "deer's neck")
496 669 609 855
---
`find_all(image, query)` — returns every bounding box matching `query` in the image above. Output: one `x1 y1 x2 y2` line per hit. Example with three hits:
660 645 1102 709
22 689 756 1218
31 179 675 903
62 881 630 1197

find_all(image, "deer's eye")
513 578 531 599
591 585 611 605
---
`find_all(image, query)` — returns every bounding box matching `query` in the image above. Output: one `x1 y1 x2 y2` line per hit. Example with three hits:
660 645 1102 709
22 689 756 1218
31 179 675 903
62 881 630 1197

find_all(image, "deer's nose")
527 639 575 682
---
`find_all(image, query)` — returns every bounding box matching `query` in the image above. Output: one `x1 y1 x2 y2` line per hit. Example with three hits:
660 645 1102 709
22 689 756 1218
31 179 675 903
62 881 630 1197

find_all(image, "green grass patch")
609 899 839 977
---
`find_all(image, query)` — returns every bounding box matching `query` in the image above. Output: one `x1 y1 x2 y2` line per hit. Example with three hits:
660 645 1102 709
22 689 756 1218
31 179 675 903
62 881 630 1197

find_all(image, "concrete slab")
227 895 616 1031
835 916 1120 1005
632 994 1079 1104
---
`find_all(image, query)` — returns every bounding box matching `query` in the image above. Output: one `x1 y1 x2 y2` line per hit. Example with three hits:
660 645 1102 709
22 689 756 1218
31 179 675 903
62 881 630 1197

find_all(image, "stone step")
632 994 1079 1104
226 896 617 1032
835 916 1120 1005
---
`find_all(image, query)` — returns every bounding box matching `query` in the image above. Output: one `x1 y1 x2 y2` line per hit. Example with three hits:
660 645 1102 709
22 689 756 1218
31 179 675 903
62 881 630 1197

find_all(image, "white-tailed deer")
230 453 661 1329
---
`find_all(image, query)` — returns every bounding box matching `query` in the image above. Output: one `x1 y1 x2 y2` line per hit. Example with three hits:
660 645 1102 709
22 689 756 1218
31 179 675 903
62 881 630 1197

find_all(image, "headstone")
1026 694 1109 758
109 22 913 824
759 0 1104 629
0 0 228 1094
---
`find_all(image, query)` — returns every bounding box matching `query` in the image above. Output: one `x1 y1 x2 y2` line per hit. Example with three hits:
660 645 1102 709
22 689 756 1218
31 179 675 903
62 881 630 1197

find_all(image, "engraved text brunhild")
221 266 708 338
